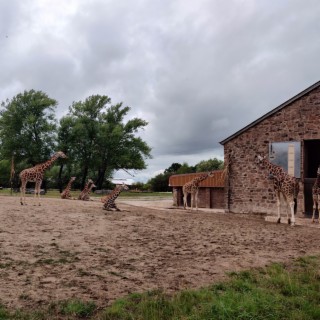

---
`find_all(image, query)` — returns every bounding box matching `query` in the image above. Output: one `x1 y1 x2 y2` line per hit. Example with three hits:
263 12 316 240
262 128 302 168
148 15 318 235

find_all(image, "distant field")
0 188 172 199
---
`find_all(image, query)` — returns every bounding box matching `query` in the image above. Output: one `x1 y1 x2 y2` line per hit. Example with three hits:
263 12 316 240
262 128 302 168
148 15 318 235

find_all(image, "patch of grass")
101 255 320 320
58 299 96 318
1 256 320 319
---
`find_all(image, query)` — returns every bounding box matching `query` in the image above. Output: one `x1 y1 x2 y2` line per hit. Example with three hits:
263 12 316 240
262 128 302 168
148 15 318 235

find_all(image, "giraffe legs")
195 189 199 211
276 191 281 224
312 195 319 223
34 181 42 206
20 180 27 205
183 191 188 210
191 193 195 210
288 201 295 226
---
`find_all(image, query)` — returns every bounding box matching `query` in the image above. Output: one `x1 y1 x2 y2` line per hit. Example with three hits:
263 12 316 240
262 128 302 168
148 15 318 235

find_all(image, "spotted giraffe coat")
19 151 67 205
312 166 320 222
61 176 76 199
101 184 129 211
78 179 94 200
182 171 214 210
255 155 299 225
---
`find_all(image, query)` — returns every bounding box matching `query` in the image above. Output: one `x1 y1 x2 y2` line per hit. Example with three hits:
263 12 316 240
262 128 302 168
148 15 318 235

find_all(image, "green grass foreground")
0 256 319 319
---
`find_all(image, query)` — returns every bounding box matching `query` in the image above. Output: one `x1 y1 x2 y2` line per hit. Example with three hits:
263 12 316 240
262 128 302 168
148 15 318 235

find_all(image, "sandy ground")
1 194 320 311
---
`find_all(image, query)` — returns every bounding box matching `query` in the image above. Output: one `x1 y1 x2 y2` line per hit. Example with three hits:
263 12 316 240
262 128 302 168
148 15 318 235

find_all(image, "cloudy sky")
1 0 320 182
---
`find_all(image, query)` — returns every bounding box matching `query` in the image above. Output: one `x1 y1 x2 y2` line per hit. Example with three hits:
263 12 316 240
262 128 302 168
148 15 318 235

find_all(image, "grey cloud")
1 0 320 181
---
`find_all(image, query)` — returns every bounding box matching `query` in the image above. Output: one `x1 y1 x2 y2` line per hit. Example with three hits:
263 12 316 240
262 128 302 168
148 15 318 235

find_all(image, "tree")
148 172 172 192
164 163 182 174
0 90 57 165
58 95 152 189
195 158 224 172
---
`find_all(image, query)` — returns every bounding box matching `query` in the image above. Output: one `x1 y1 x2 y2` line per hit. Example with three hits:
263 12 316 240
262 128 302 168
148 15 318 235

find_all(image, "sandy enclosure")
1 195 320 311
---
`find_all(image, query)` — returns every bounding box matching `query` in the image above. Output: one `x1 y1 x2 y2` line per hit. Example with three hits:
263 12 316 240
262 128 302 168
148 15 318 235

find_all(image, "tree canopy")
58 95 152 189
0 91 152 189
0 90 57 165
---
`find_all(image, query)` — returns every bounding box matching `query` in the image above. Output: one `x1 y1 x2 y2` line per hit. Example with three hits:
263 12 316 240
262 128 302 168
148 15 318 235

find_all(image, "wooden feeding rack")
169 170 226 188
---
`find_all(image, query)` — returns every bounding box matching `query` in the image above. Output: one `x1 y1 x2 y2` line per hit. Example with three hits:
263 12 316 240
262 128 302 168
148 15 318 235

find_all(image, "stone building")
220 80 320 216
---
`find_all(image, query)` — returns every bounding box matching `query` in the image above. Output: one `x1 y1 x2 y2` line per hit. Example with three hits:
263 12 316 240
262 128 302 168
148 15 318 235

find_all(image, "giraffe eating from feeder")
183 171 214 211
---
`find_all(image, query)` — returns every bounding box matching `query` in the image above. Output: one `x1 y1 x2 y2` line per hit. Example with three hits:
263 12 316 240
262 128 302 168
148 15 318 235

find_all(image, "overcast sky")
1 0 320 182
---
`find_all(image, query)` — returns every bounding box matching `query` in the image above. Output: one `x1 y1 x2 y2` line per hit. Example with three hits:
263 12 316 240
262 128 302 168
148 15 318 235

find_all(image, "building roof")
220 80 320 145
169 170 225 187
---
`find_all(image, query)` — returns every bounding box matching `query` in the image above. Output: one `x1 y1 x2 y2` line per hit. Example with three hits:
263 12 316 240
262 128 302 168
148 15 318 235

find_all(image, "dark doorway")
304 140 320 215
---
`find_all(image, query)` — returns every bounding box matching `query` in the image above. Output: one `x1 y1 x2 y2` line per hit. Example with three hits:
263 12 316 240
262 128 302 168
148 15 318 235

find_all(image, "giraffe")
61 176 76 199
255 155 299 226
19 151 67 205
101 184 129 211
311 165 320 223
81 182 96 201
183 171 214 211
78 179 94 200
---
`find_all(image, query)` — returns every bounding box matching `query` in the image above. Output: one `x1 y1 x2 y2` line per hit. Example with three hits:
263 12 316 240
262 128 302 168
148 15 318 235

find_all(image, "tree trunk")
81 166 89 190
95 165 107 190
58 164 64 192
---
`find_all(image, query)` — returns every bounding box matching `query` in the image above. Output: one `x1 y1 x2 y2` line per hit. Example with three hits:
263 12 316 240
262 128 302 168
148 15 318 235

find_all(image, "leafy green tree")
0 90 57 165
58 95 152 189
148 172 172 192
195 158 224 172
164 163 182 174
176 162 196 174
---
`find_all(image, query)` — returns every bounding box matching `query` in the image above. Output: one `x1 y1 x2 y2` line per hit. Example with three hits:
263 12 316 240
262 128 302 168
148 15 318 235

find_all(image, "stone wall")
223 86 320 215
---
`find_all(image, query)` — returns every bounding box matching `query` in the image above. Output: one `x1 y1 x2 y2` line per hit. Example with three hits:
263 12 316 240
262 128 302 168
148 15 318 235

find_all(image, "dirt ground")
1 194 320 311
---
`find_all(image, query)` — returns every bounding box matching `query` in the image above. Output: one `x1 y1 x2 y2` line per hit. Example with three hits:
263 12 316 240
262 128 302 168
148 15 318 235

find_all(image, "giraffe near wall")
61 176 76 199
101 184 129 211
312 165 320 223
19 151 67 206
78 179 94 200
183 171 214 211
255 154 300 226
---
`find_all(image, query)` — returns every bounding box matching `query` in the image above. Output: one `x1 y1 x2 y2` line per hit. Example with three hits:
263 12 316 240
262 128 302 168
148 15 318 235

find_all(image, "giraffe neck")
262 159 286 180
37 154 60 172
83 182 91 192
112 186 122 197
66 178 74 190
193 173 209 186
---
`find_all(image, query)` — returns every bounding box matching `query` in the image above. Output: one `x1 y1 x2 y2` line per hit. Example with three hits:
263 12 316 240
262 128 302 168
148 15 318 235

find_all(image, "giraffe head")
70 176 76 182
208 171 215 177
55 151 67 159
87 179 94 185
116 183 129 191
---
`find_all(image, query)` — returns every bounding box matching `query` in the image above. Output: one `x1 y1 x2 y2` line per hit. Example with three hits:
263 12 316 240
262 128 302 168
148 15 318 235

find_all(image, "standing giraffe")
61 176 76 199
78 179 94 200
101 184 129 211
255 155 299 226
81 182 96 201
312 165 320 223
183 171 214 211
19 151 67 205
